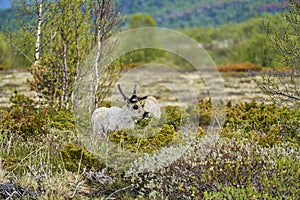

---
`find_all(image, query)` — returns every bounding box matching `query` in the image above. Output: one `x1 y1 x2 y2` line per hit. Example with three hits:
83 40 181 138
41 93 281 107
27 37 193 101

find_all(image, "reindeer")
91 83 149 137
143 96 161 118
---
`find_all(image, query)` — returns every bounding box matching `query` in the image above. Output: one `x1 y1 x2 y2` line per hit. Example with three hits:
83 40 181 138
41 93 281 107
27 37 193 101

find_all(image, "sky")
0 0 10 9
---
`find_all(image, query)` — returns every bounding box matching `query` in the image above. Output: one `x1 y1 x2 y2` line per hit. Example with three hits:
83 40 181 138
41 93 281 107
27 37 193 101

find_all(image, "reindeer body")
91 83 150 137
92 106 137 137
143 96 161 118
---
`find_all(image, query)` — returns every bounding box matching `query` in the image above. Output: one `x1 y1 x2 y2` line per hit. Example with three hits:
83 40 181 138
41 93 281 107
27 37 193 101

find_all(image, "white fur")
91 83 161 137
143 96 161 118
92 101 147 137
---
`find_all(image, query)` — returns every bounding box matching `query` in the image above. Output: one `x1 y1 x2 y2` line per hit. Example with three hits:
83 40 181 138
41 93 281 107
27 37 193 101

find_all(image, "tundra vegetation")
0 0 299 199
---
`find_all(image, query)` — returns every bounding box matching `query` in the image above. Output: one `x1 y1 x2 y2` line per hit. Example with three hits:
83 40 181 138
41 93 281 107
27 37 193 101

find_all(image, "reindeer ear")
139 96 148 101
129 94 138 103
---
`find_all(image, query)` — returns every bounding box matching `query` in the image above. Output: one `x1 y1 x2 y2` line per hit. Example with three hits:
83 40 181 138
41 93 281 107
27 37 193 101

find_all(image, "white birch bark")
62 41 69 108
34 0 44 65
89 29 101 113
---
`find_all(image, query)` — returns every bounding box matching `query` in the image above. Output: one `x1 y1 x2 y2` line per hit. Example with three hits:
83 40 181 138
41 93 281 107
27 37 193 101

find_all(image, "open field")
0 69 269 107
0 70 35 107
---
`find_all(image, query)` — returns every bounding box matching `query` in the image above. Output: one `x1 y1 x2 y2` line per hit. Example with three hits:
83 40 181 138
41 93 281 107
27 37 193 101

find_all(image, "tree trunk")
62 40 69 108
34 0 43 65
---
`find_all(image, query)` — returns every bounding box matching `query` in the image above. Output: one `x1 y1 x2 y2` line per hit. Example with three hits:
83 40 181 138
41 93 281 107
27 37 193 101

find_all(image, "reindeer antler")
118 83 148 103
130 82 148 102
132 82 138 95
117 84 128 101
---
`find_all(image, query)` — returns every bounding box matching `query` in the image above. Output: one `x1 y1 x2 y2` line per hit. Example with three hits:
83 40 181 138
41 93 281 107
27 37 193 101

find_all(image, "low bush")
0 92 49 140
223 100 300 146
0 65 9 70
217 63 262 72
60 143 105 172
110 124 178 154
162 105 188 131
108 105 193 155
0 92 75 140
0 92 76 175
125 99 300 198
196 98 213 127
0 93 299 199
129 138 300 199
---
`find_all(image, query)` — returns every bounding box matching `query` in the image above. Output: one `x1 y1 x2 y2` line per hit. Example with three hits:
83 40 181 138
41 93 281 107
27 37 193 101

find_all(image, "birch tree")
34 0 44 65
90 0 122 112
258 0 299 106
11 0 122 109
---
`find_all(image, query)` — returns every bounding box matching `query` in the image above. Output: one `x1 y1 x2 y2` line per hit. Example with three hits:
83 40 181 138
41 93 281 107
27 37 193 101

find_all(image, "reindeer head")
118 83 149 119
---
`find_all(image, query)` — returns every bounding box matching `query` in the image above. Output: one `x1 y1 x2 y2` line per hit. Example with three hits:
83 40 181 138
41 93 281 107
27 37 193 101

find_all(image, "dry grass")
217 63 262 72
0 65 10 70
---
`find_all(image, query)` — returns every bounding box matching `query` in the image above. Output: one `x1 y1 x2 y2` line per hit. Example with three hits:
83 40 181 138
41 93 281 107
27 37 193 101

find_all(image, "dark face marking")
133 104 139 110
129 95 148 103
143 111 150 119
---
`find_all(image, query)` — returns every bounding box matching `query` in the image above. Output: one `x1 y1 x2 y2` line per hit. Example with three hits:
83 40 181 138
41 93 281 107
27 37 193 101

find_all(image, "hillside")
0 0 286 29
181 15 277 66
0 0 288 68
120 0 286 28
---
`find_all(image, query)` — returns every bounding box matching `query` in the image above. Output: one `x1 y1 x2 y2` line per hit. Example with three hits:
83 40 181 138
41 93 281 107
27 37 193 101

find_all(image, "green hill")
181 14 278 66
120 0 286 28
0 0 286 30
122 14 286 67
0 0 288 68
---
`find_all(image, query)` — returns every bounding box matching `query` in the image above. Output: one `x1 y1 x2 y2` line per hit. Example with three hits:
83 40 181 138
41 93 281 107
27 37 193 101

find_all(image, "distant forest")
0 0 286 29
122 13 286 68
120 0 286 28
0 0 287 68
181 14 286 66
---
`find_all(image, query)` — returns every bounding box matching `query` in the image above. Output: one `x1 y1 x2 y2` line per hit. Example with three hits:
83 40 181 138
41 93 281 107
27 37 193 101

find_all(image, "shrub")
46 109 75 131
1 94 299 199
60 143 105 172
223 100 300 146
129 138 300 199
107 105 195 155
0 92 76 140
196 99 213 127
194 98 299 146
217 63 262 72
110 124 178 154
0 92 49 140
0 65 9 70
162 105 189 131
